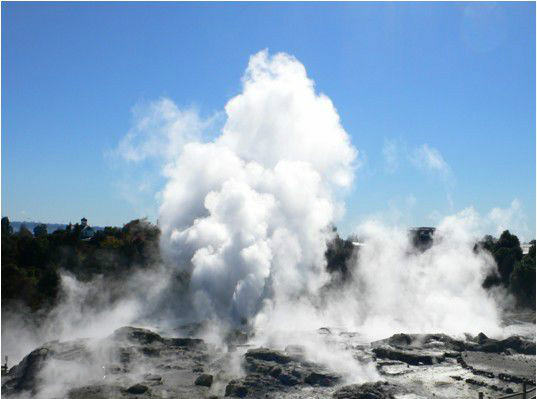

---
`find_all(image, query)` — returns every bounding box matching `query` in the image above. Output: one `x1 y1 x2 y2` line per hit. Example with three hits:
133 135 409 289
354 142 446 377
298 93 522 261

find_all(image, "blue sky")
2 2 535 239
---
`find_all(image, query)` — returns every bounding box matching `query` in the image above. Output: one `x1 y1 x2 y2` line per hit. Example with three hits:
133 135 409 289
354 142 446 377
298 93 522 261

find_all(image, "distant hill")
10 221 104 234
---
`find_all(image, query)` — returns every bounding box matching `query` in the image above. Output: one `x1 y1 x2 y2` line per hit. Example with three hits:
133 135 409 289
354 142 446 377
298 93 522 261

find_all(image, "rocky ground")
1 324 535 399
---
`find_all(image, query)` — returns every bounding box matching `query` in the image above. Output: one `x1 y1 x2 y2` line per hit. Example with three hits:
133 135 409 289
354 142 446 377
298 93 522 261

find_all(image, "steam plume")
158 50 357 323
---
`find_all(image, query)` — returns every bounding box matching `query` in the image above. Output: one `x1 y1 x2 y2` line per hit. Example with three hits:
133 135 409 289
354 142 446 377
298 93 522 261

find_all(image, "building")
80 217 95 240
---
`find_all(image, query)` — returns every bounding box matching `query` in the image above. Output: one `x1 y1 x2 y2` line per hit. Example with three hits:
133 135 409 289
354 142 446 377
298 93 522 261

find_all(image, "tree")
1 217 163 315
2 263 25 303
36 268 61 306
497 230 522 249
33 224 48 238
325 231 355 277
480 235 496 252
18 224 33 239
495 247 520 285
510 241 536 308
2 217 13 236
480 230 523 288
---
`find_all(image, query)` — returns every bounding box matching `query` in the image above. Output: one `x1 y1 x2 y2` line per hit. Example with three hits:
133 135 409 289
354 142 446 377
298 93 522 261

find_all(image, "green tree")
325 229 355 277
480 230 523 288
510 241 536 308
2 217 13 236
2 263 25 303
1 217 162 315
36 268 61 306
18 224 33 239
33 224 48 238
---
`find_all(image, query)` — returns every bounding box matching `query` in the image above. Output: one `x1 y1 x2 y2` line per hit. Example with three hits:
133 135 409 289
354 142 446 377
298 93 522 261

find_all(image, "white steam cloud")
158 50 356 322
114 50 516 341
488 199 530 242
117 98 207 163
350 208 503 338
411 143 452 181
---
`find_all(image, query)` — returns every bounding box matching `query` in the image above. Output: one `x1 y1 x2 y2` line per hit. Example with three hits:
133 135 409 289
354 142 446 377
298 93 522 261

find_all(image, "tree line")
1 217 535 315
326 228 536 309
1 217 160 312
479 230 536 308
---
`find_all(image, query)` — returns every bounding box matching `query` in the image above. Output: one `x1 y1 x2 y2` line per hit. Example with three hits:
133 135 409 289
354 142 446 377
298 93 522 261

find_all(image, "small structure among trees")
79 217 95 240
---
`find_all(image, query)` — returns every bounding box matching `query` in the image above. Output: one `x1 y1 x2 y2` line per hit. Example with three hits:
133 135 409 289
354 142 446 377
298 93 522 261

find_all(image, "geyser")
158 50 357 323
152 50 504 342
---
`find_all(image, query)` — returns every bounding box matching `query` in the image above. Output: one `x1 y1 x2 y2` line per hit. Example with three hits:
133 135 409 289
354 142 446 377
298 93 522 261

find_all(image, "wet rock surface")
333 382 400 399
1 324 535 399
67 384 126 399
461 351 536 384
224 347 342 397
372 331 536 398
2 327 215 399
2 339 92 395
473 334 536 355
126 383 149 394
372 332 535 355
372 345 446 365
195 373 214 387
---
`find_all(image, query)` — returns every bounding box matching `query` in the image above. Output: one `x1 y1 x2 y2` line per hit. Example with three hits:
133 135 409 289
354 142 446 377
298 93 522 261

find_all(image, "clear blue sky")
2 2 535 238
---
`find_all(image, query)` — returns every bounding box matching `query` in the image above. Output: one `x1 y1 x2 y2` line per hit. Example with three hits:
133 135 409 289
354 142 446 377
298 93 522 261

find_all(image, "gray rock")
169 337 207 349
372 345 445 365
114 327 163 345
67 384 126 399
226 346 341 397
278 372 300 386
2 340 91 395
225 379 248 397
2 326 210 398
304 371 341 386
499 336 536 355
195 373 214 387
144 373 162 382
475 332 489 344
372 333 466 352
334 382 399 399
126 383 149 394
471 334 536 355
245 348 292 364
268 365 282 377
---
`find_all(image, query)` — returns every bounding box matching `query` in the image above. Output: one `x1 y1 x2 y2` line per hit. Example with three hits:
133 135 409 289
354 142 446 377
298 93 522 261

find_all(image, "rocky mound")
2 327 348 399
471 333 536 355
2 339 92 395
371 333 462 366
333 382 401 399
372 332 536 394
224 347 341 397
2 327 213 399
372 333 535 361
3 326 534 399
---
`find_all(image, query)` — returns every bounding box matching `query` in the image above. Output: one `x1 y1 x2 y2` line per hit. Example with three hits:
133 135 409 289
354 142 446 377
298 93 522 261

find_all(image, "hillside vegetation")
1 217 159 312
1 217 535 316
